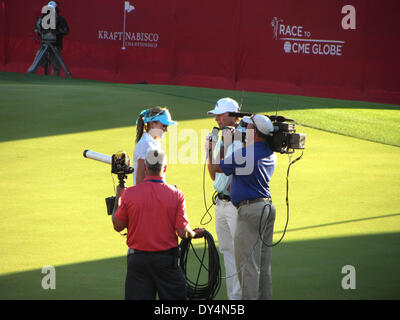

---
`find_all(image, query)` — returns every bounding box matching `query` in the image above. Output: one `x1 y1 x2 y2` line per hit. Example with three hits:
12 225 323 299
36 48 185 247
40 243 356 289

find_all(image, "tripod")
27 40 72 78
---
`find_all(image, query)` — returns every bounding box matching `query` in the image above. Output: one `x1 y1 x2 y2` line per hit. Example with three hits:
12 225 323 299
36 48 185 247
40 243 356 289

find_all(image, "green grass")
0 72 399 299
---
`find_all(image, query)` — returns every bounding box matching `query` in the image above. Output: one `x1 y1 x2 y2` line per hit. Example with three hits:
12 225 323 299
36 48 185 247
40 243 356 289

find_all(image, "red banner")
1 0 399 104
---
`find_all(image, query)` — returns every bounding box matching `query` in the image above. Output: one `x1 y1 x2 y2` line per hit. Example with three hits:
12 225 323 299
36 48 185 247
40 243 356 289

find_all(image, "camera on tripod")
27 3 72 78
83 150 134 215
39 29 57 43
36 13 57 43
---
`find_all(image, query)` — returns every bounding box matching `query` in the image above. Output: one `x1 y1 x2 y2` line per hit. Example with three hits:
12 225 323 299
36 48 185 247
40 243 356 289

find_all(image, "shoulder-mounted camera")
267 115 306 154
231 112 306 154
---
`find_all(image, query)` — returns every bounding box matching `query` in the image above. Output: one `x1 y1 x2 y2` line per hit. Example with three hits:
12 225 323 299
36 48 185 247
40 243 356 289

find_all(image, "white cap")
207 98 239 115
241 116 251 124
244 114 274 136
47 1 57 8
145 148 167 167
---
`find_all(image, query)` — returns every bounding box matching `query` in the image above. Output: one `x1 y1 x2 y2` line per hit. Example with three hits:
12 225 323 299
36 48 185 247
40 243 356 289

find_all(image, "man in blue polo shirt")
212 114 277 300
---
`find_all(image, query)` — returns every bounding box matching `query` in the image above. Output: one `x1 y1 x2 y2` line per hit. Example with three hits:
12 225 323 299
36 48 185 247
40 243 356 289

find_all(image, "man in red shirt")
112 149 204 300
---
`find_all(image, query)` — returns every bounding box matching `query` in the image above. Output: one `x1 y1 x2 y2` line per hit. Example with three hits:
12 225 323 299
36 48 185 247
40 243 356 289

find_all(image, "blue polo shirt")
219 141 276 207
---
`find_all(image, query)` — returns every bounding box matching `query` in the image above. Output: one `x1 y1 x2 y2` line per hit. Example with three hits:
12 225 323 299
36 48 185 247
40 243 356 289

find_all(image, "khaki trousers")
234 200 276 300
215 199 242 300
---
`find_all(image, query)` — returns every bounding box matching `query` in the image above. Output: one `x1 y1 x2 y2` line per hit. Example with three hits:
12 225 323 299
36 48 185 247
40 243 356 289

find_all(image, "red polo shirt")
114 176 189 251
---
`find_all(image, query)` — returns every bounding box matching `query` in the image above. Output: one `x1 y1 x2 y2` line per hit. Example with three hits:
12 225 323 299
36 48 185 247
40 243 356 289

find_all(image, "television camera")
230 112 306 154
83 150 134 215
27 4 72 78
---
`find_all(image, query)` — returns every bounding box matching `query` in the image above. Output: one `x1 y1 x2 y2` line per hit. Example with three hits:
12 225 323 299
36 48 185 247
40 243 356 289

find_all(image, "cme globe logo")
283 41 291 54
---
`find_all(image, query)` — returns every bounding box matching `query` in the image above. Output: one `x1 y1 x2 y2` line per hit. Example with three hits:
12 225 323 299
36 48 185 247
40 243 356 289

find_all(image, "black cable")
179 230 221 300
259 151 304 247
190 147 303 299
200 155 217 225
200 200 215 225
183 152 303 294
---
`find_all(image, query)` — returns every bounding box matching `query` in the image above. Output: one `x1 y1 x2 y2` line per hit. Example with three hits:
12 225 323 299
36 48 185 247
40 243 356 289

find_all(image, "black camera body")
83 149 134 215
35 17 57 44
104 153 134 215
40 30 57 43
234 113 306 154
111 152 134 176
105 152 134 215
267 116 306 154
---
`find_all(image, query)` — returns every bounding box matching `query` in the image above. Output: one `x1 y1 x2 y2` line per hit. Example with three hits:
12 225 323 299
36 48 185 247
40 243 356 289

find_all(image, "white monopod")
83 149 112 164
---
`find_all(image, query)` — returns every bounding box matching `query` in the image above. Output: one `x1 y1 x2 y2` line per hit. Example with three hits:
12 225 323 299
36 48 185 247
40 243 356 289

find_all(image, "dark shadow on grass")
0 232 399 300
0 243 227 300
0 72 399 143
275 213 400 234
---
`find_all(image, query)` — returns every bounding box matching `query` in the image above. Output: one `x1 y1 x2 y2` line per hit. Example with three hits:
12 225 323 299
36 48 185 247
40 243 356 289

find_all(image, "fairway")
0 72 399 299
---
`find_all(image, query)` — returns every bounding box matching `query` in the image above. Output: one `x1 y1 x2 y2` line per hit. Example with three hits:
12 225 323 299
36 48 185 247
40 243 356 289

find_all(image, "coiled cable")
179 230 221 300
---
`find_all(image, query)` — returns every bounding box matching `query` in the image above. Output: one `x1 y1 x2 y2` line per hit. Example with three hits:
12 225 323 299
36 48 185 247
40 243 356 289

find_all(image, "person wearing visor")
205 97 243 300
212 114 277 300
133 107 177 185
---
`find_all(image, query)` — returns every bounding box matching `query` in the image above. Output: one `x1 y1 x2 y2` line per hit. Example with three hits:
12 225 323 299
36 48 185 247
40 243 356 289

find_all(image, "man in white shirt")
205 98 243 300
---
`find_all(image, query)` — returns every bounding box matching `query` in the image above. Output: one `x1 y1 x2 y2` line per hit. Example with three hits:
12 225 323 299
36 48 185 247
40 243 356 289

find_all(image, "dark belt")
236 197 272 209
216 192 231 202
128 247 178 256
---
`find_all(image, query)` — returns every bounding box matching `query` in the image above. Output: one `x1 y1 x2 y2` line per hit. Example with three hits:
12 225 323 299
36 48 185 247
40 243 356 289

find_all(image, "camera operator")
212 114 277 300
29 1 69 76
205 97 243 300
112 149 204 300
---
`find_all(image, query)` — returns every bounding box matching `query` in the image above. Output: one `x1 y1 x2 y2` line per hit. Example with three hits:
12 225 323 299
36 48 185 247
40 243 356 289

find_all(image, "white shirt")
213 140 243 195
132 132 161 185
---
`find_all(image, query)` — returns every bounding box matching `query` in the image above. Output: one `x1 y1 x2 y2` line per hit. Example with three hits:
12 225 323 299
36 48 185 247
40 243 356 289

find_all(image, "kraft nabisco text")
98 30 159 42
